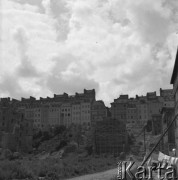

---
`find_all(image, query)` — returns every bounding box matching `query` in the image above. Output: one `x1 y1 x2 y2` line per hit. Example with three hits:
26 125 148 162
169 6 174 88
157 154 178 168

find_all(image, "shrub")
138 141 143 145
54 125 66 136
0 160 35 180
85 146 93 155
33 130 42 140
55 140 68 151
41 131 51 141
1 149 13 160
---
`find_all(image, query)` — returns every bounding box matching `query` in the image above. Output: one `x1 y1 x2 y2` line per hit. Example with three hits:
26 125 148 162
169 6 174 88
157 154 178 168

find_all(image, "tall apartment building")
14 89 95 129
81 101 91 126
146 92 163 120
170 48 178 155
25 106 34 122
126 104 137 125
111 95 128 123
136 100 148 126
74 89 95 102
72 102 81 125
53 93 69 102
71 101 92 126
160 88 175 108
60 103 72 127
111 90 174 137
91 100 107 124
126 103 138 134
26 104 49 131
19 96 36 108
48 103 61 127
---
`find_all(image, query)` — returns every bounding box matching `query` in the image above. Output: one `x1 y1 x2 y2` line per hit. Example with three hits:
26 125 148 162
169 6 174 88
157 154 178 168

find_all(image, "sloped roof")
171 48 178 84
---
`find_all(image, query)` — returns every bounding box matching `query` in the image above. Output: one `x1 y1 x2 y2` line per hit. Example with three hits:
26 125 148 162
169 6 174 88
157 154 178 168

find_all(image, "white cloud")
0 0 178 106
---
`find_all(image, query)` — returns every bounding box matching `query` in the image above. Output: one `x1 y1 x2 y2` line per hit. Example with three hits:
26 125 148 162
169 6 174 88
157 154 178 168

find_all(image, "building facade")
170 48 178 155
81 101 91 126
48 104 61 127
136 100 148 126
72 102 81 125
91 100 107 124
160 88 175 108
61 103 72 127
111 95 128 123
161 107 175 154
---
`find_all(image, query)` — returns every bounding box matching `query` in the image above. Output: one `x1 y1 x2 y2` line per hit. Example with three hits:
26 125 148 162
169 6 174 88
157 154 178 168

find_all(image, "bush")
128 134 135 145
55 140 68 151
138 141 143 145
32 140 41 149
85 146 93 155
64 144 78 154
41 131 51 141
119 152 126 160
1 149 13 160
33 130 42 140
0 160 35 180
54 125 66 136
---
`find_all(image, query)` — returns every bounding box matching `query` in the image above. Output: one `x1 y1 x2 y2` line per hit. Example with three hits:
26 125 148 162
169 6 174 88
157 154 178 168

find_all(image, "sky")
0 0 178 106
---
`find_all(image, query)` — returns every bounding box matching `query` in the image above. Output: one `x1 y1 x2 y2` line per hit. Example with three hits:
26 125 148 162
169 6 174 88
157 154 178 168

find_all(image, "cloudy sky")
0 0 178 106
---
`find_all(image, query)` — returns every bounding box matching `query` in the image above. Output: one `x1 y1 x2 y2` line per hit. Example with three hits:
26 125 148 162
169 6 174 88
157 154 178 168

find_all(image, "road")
66 168 117 180
66 160 142 180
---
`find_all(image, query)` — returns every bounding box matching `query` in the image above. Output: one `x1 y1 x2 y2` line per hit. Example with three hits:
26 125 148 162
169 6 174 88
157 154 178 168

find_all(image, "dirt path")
66 168 117 180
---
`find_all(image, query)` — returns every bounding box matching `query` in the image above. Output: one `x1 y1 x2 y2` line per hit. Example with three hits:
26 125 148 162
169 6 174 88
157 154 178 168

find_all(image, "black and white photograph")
0 0 178 179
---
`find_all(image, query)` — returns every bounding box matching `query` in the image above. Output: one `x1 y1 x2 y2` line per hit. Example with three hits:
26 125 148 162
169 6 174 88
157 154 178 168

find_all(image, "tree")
54 125 66 136
75 125 83 148
33 130 42 140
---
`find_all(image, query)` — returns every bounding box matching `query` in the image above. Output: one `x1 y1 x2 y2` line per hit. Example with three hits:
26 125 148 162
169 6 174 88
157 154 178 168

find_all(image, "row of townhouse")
153 48 178 155
110 88 174 134
24 100 107 130
0 89 108 131
19 89 96 108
